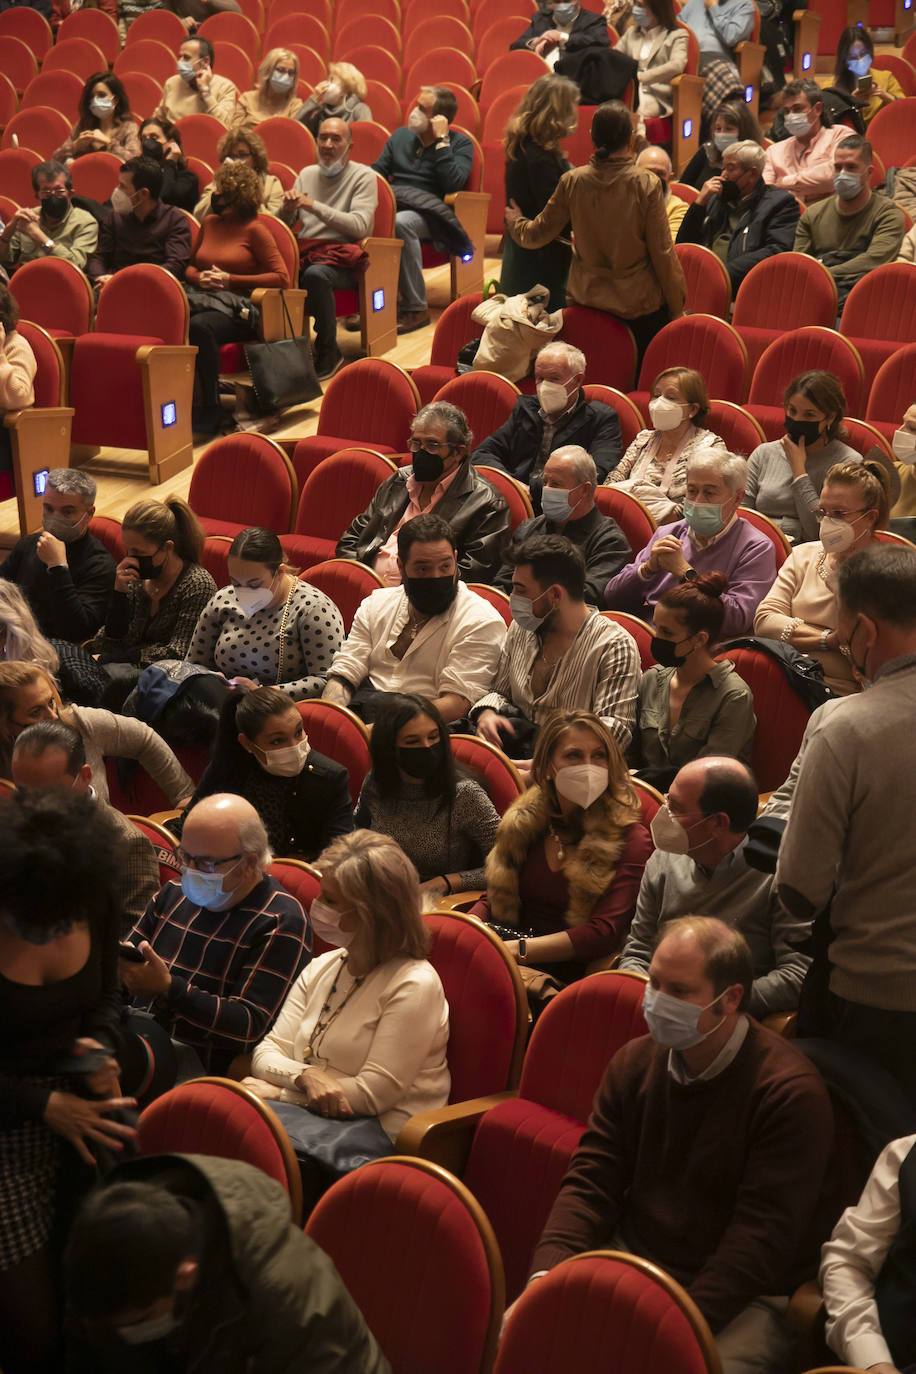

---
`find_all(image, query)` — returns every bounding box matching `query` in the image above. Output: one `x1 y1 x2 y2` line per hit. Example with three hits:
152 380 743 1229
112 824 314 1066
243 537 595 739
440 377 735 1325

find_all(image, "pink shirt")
762 123 850 205
373 464 463 585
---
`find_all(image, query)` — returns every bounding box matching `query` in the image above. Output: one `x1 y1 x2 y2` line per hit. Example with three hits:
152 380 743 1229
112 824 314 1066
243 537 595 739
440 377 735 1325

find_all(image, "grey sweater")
355 775 500 891
282 160 378 243
743 438 860 544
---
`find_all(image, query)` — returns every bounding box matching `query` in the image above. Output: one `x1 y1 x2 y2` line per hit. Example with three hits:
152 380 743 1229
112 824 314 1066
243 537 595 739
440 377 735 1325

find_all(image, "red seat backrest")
57 8 120 63
404 47 478 100
705 399 766 458
429 292 484 367
295 699 370 804
865 98 916 177
866 342 916 427
584 384 645 451
732 252 837 331
638 314 748 403
257 118 316 173
0 73 16 128
15 321 63 408
593 485 655 553
69 150 122 204
293 449 397 538
317 358 419 448
95 263 189 344
1 108 71 158
342 44 401 96
128 815 183 887
11 258 94 339
481 84 529 143
601 610 656 671
114 38 177 87
475 465 533 532
123 9 186 46
737 507 790 568
363 79 401 132
255 211 298 287
450 733 522 816
347 121 390 169
840 263 916 347
0 6 52 59
264 11 330 53
42 37 107 80
299 560 385 634
433 371 520 446
20 69 84 114
674 242 732 319
404 15 474 67
89 515 125 563
561 305 637 390
714 646 810 791
175 113 225 166
189 432 297 532
477 17 530 72
0 146 41 203
748 326 865 418
478 48 549 107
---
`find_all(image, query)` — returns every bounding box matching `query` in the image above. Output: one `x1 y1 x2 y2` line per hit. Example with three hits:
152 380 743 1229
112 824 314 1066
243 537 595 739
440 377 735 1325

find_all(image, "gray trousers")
394 208 432 311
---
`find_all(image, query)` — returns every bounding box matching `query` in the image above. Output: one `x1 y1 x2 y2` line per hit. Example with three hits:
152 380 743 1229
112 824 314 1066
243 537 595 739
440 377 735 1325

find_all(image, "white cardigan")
251 949 450 1140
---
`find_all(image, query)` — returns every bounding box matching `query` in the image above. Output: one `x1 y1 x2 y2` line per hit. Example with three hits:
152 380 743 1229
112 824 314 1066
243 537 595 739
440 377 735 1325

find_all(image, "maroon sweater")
532 1020 834 1333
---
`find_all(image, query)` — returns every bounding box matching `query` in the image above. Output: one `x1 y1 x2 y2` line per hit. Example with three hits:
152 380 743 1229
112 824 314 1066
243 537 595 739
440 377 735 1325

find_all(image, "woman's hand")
43 1090 137 1166
114 555 140 594
780 432 808 478
240 1076 283 1100
71 1037 121 1098
164 140 181 162
505 198 522 227
476 709 515 747
295 1066 355 1118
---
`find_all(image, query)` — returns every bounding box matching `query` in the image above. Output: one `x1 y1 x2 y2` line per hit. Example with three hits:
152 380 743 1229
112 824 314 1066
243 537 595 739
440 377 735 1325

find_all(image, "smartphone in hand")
118 942 145 963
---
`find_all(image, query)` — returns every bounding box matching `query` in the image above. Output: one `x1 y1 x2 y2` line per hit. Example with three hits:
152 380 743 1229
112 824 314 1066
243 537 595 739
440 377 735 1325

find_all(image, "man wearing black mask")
323 513 506 725
336 401 511 583
676 140 799 293
0 160 98 273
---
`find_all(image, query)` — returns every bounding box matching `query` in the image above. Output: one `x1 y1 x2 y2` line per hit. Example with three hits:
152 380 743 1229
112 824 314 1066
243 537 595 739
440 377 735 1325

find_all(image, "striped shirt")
127 875 311 1073
471 607 640 749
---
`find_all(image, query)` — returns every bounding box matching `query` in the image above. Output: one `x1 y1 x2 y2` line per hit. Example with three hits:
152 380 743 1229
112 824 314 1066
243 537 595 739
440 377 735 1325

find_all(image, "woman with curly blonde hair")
195 126 284 220
233 47 303 127
500 74 580 310
296 61 372 136
185 161 290 437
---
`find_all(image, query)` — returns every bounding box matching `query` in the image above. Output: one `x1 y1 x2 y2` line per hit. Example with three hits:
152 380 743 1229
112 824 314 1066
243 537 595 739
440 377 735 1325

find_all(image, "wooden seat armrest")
431 889 486 913
395 1090 517 1174
761 1011 798 1039
250 287 308 339
148 809 181 824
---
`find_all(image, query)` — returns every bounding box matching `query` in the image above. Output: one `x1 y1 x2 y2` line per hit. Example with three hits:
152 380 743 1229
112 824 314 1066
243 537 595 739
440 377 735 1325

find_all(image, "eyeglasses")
176 848 243 874
406 438 452 453
814 507 869 522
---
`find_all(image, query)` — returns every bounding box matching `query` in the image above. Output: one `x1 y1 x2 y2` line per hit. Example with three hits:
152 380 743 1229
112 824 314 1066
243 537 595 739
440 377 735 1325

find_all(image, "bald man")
636 146 690 237
120 793 311 1075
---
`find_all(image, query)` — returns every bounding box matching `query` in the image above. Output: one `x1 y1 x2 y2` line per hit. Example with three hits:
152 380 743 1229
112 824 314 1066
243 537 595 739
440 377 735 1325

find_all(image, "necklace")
404 607 429 645
815 550 835 586
274 578 295 685
302 955 365 1063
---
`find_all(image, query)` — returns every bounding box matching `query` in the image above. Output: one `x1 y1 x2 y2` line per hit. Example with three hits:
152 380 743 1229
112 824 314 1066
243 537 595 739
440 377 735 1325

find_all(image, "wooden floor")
0 253 502 544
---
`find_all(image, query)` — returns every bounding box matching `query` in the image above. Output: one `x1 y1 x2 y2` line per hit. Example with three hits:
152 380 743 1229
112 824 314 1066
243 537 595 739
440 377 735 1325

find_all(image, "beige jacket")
231 88 303 126
155 73 239 127
0 330 36 413
471 287 563 382
617 24 688 117
509 154 686 320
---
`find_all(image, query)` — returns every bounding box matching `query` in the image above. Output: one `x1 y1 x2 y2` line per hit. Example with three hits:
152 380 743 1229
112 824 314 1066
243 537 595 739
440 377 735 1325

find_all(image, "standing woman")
0 791 137 1373
830 26 903 126
186 528 343 700
499 74 579 311
505 100 686 364
232 49 303 127
53 73 141 166
616 0 688 122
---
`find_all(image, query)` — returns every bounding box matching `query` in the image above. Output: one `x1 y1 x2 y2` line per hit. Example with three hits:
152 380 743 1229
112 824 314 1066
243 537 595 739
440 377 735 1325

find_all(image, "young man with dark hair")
155 36 238 125
87 157 193 288
763 79 850 205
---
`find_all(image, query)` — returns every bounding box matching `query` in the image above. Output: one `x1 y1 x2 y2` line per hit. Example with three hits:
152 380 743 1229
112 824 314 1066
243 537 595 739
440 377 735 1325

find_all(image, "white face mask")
713 131 735 153
537 378 570 415
90 96 114 117
408 106 430 134
784 110 812 138
834 169 862 201
540 485 577 523
270 70 296 93
893 428 916 465
554 763 608 810
819 514 858 554
177 58 196 83
117 1310 182 1346
110 187 137 215
323 82 342 105
650 804 707 855
308 897 355 948
233 581 274 617
256 736 310 778
649 395 685 432
642 985 724 1050
509 589 550 633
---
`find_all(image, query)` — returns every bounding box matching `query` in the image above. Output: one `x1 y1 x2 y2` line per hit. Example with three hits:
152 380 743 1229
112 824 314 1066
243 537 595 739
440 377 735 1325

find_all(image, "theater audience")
138 118 200 213
87 496 215 706
676 140 800 293
619 762 809 1014
0 581 106 708
472 341 623 492
762 78 849 206
755 459 891 695
155 36 239 126
355 692 500 898
296 62 372 137
87 156 193 287
0 789 136 1374
0 469 114 644
830 25 904 127
0 662 194 805
65 1156 390 1372
12 720 160 933
337 402 510 583
187 527 343 700
604 366 725 525
245 830 448 1190
495 446 631 607
777 545 916 1097
179 686 353 860
121 792 310 1075
743 369 860 543
617 0 688 119
0 160 98 273
795 135 905 309
471 709 650 979
631 572 755 785
680 98 764 190
279 117 379 381
373 86 473 335
637 146 690 238
53 72 141 166
232 47 303 127
184 161 289 438
512 0 611 62
499 75 578 311
519 917 833 1372
505 101 686 363
605 451 777 637
472 536 640 757
323 514 506 726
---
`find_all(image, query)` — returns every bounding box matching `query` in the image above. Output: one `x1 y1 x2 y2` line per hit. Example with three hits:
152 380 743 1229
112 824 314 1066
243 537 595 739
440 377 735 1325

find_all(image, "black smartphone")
118 942 145 963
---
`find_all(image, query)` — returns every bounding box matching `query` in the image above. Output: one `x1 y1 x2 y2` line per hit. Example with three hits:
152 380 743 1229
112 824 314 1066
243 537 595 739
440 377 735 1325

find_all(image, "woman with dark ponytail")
631 570 756 786
89 497 216 708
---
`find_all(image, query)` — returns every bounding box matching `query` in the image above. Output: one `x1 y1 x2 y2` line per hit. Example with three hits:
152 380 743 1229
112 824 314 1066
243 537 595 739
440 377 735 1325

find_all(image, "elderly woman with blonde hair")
296 61 372 136
195 126 284 219
233 48 303 127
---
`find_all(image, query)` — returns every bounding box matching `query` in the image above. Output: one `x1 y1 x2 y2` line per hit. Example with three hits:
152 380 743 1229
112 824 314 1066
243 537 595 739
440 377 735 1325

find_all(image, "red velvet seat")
0 74 16 130
341 44 401 96
561 305 638 390
873 53 916 98
43 37 107 80
89 516 125 563
299 559 385 634
105 744 209 816
866 97 916 178
433 371 520 447
404 47 478 97
865 342 916 444
137 1077 303 1223
347 119 391 167
69 151 122 204
197 9 261 54
737 507 791 568
449 733 523 816
334 13 401 57
114 38 178 88
477 48 550 109
0 36 37 97
404 15 475 68
480 84 529 144
674 242 732 319
4 322 73 532
265 12 330 55
746 326 866 441
840 263 916 398
21 70 84 116
475 464 533 532
9 256 94 339
0 147 41 203
256 115 316 172
601 610 656 670
57 7 120 63
175 113 226 167
632 775 664 829
0 6 52 62
410 292 484 404
200 535 232 588
732 253 838 375
594 485 656 554
840 416 895 461
496 1250 721 1374
631 315 749 414
281 449 397 570
295 699 370 805
188 432 298 539
467 582 512 628
127 815 183 887
705 399 766 458
290 358 420 489
714 644 811 791
306 1157 504 1374
123 8 186 46
584 384 646 452
334 0 400 31
363 79 401 132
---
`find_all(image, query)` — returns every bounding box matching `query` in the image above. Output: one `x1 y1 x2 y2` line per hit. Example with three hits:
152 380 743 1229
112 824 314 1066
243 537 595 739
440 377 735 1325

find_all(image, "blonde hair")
258 47 299 96
0 583 59 678
316 830 430 968
327 61 367 100
823 458 891 530
0 662 65 774
122 495 205 564
531 710 639 819
506 74 580 160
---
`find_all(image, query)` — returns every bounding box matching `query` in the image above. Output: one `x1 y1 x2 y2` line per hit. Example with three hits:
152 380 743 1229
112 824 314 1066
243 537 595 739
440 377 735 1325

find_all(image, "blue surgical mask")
631 3 649 23
509 590 551 633
177 58 196 83
713 131 736 153
683 499 726 537
847 53 872 77
180 859 242 910
642 985 724 1050
834 169 862 201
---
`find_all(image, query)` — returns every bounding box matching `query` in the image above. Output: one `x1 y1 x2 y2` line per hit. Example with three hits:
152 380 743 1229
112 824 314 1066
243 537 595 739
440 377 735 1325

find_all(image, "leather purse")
244 291 323 414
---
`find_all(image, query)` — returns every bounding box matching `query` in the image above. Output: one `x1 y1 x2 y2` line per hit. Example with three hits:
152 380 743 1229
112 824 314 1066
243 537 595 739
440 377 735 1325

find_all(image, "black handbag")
244 291 323 414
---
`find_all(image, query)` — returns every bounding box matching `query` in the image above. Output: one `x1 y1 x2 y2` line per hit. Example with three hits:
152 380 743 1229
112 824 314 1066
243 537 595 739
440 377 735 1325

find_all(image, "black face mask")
404 574 458 618
210 193 227 215
142 138 164 161
42 193 69 220
650 634 692 668
718 178 742 205
411 448 446 483
397 743 442 781
135 551 165 580
784 415 822 444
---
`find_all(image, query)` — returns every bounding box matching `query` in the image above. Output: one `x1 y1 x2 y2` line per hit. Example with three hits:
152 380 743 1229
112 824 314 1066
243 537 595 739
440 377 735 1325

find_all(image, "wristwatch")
43 238 54 251
680 567 697 584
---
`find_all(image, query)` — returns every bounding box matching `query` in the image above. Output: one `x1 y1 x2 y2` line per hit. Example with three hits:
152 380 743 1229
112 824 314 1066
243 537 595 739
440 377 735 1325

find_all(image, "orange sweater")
185 216 289 293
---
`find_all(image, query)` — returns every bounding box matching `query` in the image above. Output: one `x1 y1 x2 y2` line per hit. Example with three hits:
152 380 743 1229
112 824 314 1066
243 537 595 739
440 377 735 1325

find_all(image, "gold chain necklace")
274 578 295 685
302 957 365 1063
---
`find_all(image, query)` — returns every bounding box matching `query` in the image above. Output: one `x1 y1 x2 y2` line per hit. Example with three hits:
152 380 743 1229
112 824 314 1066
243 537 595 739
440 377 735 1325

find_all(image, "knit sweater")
0 330 36 412
185 215 289 292
355 775 500 891
0 528 114 642
155 72 239 127
283 160 378 243
532 1021 834 1332
373 125 473 196
89 562 216 668
744 438 861 544
795 193 906 282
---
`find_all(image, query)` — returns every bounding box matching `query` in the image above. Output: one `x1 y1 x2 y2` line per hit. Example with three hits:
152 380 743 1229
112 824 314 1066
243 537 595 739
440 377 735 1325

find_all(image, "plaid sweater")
127 875 311 1072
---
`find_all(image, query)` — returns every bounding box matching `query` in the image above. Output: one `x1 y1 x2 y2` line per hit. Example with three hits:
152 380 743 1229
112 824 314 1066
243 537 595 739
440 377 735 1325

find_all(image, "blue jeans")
394 208 432 311
299 260 356 357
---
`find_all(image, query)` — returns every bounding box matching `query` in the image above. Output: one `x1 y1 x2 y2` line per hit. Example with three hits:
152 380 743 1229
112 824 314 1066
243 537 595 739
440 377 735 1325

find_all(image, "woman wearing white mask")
194 128 284 220
176 686 353 860
754 459 891 694
604 366 725 523
679 98 762 190
296 62 372 137
53 72 141 166
244 830 449 1202
232 48 303 128
616 0 687 121
185 527 343 700
471 709 651 982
